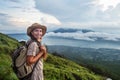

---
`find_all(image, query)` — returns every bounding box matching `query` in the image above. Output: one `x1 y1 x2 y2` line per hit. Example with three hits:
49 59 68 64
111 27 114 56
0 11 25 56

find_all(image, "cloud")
1 0 120 34
57 21 120 32
35 0 96 22
0 12 13 27
8 0 20 3
35 0 120 23
46 29 120 42
0 0 61 33
94 0 120 11
0 13 8 16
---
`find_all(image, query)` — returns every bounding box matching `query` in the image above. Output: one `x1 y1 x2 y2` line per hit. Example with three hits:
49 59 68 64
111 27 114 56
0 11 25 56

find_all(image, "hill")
44 54 105 80
48 45 120 80
0 33 105 80
0 33 20 80
0 33 19 54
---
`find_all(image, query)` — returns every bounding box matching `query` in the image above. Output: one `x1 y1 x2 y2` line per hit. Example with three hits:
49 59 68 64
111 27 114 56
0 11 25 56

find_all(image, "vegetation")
0 53 18 80
0 33 19 54
48 45 120 80
44 54 105 80
0 33 19 80
83 60 120 80
0 33 105 80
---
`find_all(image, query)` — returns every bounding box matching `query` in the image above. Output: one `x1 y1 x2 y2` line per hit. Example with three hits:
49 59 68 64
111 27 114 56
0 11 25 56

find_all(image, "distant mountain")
48 45 120 61
52 28 94 33
0 33 105 80
82 29 94 33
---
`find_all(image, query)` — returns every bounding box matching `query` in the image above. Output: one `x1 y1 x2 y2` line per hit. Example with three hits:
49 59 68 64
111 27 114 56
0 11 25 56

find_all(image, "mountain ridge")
52 28 94 33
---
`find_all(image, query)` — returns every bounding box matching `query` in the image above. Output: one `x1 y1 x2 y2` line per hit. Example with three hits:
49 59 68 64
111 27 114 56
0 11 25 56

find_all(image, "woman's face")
31 28 43 41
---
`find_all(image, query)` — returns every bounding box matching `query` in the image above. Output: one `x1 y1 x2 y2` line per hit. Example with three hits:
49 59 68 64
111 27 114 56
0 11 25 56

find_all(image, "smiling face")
31 28 43 42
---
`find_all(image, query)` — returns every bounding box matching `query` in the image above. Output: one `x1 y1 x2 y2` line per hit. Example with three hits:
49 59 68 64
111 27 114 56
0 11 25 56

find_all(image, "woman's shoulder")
27 39 38 46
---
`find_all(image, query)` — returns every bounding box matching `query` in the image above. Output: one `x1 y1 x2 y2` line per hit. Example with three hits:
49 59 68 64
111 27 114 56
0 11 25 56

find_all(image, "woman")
26 23 47 80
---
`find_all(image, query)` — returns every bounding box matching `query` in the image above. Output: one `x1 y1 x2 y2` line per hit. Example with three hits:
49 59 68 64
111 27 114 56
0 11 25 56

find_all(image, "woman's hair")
29 33 37 41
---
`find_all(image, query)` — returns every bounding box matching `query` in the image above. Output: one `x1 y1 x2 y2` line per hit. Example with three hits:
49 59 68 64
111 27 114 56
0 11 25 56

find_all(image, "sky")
0 0 120 34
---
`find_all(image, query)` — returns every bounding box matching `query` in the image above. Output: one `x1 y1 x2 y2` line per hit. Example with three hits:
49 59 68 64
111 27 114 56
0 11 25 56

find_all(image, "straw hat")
27 23 47 37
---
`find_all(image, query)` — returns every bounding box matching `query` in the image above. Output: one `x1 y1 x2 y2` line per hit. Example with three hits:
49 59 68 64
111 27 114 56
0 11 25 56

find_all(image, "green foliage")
0 53 18 80
48 46 120 80
0 33 19 80
0 33 19 54
74 57 120 80
86 61 120 80
44 54 105 80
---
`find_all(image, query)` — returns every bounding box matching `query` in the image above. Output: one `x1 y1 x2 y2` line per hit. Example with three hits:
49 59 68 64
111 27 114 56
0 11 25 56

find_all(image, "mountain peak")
52 28 94 33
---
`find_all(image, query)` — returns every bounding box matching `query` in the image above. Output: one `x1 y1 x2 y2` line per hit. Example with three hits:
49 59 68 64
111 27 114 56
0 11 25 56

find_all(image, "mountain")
52 28 94 33
0 33 105 80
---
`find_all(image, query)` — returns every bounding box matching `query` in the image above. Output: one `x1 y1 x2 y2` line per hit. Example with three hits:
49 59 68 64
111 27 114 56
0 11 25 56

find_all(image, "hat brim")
27 24 47 37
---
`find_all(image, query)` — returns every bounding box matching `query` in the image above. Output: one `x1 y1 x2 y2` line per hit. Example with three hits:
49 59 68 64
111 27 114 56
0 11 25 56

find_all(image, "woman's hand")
40 45 47 60
40 45 47 53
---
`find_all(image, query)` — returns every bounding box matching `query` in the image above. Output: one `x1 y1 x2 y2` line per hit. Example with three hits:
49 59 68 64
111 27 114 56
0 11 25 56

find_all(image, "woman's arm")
26 51 44 66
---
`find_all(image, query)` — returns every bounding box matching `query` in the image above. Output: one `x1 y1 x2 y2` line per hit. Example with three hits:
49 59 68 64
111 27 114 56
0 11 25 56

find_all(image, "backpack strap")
26 39 41 47
31 56 39 75
26 40 41 75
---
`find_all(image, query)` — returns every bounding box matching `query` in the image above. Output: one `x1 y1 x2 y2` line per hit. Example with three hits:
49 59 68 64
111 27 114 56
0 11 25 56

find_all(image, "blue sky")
0 0 120 34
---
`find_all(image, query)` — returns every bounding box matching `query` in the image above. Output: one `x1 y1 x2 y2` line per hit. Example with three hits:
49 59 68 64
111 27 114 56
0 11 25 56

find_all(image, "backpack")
11 41 39 79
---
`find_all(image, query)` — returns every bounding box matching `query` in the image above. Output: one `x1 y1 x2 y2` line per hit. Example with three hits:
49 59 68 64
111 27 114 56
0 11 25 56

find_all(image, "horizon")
7 33 120 50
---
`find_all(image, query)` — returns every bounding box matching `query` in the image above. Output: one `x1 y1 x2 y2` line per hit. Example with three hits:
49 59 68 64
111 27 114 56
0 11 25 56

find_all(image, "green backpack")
11 41 39 79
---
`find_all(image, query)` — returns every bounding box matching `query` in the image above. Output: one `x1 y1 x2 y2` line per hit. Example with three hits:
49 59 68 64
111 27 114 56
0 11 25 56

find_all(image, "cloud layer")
46 28 120 42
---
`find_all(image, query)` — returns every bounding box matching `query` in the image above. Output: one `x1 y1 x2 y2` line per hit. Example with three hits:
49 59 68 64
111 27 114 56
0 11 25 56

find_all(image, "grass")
0 53 18 80
44 54 105 80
